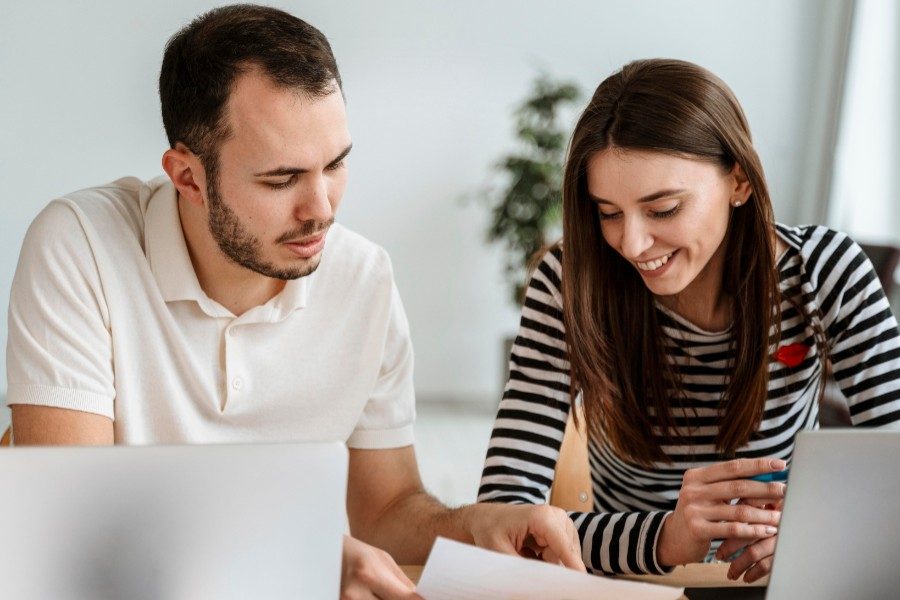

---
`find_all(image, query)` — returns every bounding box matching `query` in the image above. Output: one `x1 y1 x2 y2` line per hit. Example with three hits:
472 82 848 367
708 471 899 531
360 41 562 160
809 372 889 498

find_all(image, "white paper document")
417 538 683 600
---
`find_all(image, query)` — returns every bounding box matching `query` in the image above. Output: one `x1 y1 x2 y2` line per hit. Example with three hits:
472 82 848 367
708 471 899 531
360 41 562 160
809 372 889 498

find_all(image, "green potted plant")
478 74 581 305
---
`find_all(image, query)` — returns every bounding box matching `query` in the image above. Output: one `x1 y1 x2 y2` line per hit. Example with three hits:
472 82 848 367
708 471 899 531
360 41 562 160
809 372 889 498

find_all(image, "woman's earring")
732 200 743 207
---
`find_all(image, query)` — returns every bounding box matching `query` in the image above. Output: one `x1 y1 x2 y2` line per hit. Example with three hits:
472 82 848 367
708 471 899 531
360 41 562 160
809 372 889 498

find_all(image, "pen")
747 469 789 483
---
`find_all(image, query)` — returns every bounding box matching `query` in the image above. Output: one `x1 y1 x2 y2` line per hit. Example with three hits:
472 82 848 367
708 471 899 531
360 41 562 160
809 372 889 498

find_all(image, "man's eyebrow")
253 143 353 177
589 188 687 205
326 143 353 168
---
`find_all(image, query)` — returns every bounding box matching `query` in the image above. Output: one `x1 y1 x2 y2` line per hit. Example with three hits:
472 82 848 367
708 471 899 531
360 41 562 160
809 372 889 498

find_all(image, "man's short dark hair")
159 4 341 171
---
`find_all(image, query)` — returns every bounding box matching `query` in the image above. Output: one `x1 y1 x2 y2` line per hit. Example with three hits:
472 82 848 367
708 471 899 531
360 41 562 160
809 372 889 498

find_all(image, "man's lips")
286 233 324 246
284 232 326 258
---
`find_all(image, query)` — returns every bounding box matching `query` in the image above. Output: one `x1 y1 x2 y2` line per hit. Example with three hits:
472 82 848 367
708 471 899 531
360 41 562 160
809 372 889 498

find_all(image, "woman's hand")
716 498 784 583
657 458 786 567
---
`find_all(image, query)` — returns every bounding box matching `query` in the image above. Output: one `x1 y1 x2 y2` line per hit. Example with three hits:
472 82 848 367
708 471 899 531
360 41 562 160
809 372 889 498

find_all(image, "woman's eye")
598 211 621 221
326 160 345 172
651 205 680 219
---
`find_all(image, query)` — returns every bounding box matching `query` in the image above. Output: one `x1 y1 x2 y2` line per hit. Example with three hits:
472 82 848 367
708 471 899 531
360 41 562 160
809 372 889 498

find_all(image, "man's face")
205 70 351 280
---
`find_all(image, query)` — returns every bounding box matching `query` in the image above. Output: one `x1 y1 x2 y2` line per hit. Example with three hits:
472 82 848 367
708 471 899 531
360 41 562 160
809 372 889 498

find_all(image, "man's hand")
464 503 586 572
347 446 584 572
341 535 421 600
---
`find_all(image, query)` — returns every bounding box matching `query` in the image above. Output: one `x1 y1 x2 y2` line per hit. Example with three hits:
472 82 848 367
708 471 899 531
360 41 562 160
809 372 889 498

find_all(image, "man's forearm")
354 487 477 564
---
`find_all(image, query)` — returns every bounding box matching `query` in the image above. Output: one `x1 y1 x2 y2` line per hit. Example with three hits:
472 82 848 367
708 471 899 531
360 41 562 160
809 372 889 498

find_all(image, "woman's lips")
635 249 679 278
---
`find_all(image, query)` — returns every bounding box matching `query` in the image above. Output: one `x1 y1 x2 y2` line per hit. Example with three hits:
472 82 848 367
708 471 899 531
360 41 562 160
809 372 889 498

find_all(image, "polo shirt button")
232 377 244 390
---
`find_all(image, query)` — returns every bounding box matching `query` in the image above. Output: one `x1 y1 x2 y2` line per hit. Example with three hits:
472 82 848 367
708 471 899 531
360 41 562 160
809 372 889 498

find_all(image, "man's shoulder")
33 176 164 240
320 223 394 283
19 176 167 281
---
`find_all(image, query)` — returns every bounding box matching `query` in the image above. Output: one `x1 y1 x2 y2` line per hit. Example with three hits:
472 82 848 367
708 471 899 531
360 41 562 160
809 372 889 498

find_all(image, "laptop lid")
766 430 900 600
0 442 347 600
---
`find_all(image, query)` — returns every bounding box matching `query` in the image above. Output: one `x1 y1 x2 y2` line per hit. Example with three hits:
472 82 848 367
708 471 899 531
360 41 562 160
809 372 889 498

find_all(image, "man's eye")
266 176 297 190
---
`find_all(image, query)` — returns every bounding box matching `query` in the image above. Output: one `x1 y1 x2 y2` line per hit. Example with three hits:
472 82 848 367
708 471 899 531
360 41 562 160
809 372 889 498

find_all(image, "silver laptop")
0 442 347 600
767 430 900 600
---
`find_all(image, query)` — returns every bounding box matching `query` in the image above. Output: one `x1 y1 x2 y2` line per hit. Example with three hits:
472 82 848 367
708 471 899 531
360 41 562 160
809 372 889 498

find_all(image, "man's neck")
177 196 285 317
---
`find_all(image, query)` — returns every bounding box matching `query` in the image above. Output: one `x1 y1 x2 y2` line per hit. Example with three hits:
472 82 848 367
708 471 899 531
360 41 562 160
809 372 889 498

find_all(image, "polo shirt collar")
143 177 309 320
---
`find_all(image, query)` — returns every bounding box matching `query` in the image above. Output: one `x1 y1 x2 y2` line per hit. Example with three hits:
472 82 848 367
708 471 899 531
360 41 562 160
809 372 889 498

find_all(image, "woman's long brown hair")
562 59 788 465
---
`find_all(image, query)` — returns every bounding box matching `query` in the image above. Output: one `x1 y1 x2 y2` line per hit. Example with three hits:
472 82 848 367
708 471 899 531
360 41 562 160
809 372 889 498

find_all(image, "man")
5 5 583 597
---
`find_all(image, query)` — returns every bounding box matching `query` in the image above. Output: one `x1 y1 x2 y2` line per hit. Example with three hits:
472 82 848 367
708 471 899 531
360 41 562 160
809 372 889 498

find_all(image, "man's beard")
206 177 332 280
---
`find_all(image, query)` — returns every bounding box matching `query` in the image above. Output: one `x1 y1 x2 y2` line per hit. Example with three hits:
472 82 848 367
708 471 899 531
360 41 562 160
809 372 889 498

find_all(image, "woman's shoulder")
775 222 870 289
776 222 866 258
529 243 564 287
775 222 851 250
537 242 563 265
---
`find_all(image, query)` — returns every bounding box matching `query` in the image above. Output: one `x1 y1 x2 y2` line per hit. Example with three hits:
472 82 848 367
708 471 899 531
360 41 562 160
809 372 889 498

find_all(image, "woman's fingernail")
770 459 785 469
766 526 778 535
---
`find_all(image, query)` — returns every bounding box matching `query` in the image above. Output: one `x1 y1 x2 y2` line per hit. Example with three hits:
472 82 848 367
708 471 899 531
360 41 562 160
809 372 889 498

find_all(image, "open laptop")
766 430 900 600
0 442 348 600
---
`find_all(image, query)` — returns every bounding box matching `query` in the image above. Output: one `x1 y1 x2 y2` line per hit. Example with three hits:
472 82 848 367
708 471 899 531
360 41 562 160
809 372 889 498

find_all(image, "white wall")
1 0 839 412
829 0 900 246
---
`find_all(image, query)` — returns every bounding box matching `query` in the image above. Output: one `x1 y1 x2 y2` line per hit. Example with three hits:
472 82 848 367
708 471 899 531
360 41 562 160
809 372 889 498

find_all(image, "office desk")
402 563 767 600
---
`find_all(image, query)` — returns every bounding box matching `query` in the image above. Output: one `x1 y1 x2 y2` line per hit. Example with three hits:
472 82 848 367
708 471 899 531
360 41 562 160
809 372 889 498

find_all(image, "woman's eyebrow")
589 188 687 204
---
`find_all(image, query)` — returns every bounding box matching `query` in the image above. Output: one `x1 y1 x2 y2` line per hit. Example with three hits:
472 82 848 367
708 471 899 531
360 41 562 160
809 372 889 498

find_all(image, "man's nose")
296 174 333 222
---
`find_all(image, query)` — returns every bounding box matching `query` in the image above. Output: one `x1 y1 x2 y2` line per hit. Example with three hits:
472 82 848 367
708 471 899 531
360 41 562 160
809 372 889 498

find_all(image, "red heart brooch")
773 343 810 368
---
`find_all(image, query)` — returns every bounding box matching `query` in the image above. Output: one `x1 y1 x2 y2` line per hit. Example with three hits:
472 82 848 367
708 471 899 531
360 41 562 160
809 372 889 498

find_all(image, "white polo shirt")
6 176 415 447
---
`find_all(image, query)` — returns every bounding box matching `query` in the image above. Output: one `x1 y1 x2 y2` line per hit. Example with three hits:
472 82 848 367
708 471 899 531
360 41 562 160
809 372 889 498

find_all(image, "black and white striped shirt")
478 224 900 575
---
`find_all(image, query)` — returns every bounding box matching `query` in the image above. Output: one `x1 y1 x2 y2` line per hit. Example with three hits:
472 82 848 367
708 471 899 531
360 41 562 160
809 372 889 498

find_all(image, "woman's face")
586 148 751 299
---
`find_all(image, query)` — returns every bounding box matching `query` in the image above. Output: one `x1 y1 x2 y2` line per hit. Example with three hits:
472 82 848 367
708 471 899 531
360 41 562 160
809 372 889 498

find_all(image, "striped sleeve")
804 229 900 427
477 249 673 575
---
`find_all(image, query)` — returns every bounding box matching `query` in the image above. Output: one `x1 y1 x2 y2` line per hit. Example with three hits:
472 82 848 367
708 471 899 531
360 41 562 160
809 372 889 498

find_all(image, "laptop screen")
0 442 347 600
766 430 900 600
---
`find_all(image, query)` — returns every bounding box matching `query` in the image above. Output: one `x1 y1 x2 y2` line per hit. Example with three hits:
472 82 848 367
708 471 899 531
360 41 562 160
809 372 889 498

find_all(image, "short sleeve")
346 267 415 449
6 201 116 419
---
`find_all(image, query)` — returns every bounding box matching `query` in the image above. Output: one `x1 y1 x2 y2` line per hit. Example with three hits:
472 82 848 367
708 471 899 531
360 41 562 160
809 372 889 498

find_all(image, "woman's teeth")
637 252 674 271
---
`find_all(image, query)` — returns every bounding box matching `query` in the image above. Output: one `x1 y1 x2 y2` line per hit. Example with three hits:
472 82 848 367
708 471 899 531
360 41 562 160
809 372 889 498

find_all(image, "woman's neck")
655 239 731 332
654 233 788 332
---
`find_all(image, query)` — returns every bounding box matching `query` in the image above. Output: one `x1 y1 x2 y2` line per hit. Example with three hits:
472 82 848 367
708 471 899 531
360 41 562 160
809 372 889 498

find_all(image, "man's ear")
162 143 206 206
730 162 752 206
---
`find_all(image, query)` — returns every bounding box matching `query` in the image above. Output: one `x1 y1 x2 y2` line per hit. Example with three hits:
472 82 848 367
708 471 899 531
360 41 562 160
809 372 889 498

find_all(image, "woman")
478 59 900 582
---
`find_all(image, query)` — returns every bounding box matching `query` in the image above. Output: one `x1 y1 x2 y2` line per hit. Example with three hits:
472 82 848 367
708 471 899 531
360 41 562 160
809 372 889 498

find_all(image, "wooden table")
402 562 767 599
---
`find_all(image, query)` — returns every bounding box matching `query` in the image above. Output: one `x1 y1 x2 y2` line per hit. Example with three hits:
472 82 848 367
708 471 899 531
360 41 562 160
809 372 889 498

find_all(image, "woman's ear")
161 143 206 206
729 163 752 207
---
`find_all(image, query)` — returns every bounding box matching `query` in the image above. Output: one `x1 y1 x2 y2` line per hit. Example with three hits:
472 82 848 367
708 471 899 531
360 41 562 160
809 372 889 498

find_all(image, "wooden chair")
549 403 593 512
